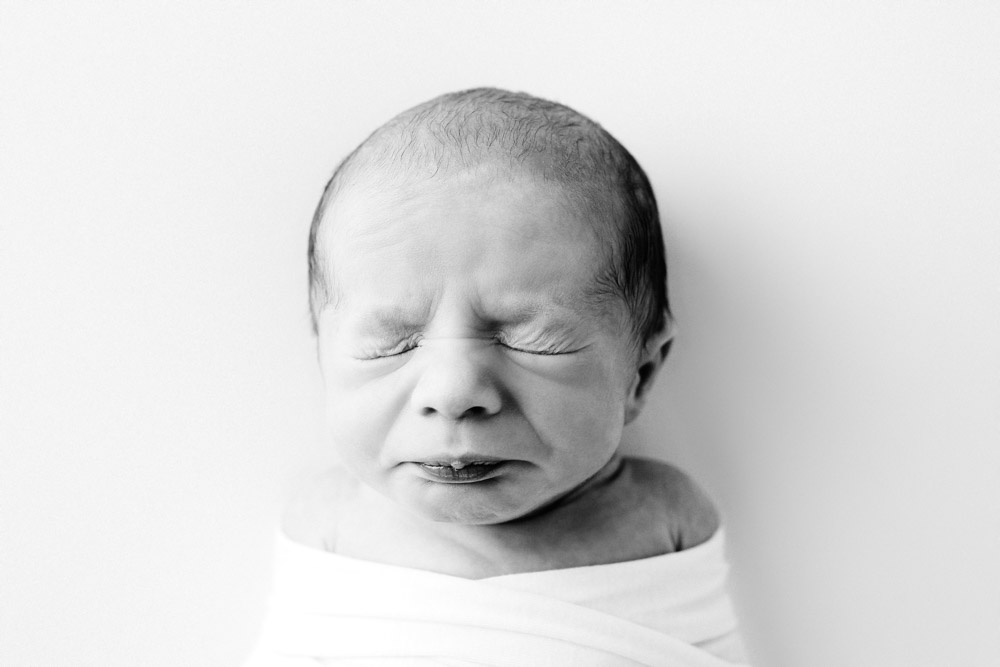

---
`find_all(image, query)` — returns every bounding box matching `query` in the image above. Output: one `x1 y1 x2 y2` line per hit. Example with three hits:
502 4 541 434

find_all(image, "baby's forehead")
332 163 592 240
333 160 614 242
328 170 600 264
317 172 625 321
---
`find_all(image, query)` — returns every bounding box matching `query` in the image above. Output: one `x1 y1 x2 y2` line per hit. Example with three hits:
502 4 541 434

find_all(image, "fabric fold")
244 529 748 666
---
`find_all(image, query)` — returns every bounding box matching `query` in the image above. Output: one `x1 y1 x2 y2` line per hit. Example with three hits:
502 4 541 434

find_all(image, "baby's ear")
624 318 675 424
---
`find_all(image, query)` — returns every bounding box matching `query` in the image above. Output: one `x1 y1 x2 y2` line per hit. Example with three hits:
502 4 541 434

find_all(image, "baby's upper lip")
415 454 508 465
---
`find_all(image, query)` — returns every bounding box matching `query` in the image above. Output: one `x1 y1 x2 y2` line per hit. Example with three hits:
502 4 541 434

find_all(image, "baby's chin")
395 479 556 526
417 506 525 526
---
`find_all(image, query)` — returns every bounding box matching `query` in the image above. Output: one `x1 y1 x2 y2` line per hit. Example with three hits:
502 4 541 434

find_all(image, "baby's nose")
409 339 502 420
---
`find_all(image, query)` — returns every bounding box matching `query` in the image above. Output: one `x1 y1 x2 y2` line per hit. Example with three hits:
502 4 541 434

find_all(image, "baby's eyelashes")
351 332 586 360
355 333 423 360
493 333 584 356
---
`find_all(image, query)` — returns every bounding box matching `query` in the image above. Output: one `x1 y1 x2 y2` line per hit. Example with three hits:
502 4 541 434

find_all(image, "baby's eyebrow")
347 308 425 336
488 297 589 327
502 316 587 339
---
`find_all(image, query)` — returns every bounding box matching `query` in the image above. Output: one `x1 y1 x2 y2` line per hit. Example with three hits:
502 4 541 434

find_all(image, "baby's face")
315 167 641 524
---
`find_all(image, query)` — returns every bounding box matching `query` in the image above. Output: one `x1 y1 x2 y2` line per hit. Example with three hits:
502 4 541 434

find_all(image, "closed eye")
357 336 421 360
495 337 584 356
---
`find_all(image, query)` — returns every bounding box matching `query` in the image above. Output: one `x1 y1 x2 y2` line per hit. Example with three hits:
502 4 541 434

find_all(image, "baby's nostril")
418 405 489 419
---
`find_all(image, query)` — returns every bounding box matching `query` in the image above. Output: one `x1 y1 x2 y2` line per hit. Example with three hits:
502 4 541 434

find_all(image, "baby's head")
308 88 672 525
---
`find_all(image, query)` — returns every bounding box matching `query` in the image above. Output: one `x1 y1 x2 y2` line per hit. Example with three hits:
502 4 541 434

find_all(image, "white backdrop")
2 3 998 666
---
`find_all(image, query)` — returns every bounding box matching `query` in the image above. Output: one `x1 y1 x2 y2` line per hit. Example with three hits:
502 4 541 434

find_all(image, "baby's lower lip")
417 461 506 483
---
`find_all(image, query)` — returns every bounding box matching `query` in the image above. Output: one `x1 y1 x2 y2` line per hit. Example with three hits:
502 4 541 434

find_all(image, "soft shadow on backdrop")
2 3 998 666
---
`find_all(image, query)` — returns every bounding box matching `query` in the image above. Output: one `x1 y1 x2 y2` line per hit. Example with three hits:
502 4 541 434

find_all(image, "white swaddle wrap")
244 528 748 666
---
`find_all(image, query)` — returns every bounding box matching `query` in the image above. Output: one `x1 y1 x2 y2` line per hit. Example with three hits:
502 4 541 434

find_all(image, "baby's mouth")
418 460 504 483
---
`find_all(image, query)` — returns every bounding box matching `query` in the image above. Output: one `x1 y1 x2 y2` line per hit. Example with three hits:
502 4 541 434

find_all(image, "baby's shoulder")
281 465 357 550
623 456 721 551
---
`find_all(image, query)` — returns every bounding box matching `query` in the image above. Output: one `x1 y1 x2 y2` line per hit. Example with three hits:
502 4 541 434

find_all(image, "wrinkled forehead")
318 163 611 266
313 165 622 319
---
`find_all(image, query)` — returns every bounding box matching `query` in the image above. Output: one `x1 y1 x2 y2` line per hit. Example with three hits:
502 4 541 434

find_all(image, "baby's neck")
333 455 679 579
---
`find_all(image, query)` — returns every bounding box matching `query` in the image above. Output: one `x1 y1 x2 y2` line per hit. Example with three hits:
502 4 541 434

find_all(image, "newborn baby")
247 88 748 666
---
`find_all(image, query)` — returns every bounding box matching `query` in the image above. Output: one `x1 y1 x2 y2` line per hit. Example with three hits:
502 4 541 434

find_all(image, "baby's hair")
308 87 669 350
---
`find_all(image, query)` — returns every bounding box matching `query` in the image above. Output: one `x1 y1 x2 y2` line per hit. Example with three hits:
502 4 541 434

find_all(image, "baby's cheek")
324 380 396 462
513 358 626 448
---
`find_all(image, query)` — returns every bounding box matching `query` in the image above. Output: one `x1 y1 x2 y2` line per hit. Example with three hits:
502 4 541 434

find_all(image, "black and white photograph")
2 3 998 666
